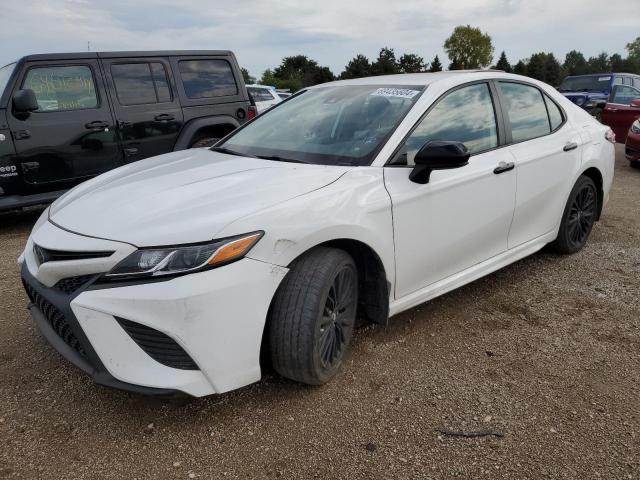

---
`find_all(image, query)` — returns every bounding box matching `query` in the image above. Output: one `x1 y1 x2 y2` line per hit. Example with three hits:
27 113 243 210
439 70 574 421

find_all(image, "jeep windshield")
219 84 424 166
559 75 611 93
0 63 16 98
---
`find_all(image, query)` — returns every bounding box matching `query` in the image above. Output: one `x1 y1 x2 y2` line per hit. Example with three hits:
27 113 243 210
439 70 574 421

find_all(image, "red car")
601 84 640 144
626 119 640 166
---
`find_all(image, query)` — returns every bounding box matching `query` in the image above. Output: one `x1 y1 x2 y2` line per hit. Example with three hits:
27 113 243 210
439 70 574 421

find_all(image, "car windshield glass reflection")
559 76 611 92
222 85 424 166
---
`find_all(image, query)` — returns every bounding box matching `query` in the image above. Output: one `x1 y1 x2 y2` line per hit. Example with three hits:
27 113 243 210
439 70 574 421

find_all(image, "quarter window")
544 94 564 131
247 87 276 102
111 63 172 106
499 82 550 142
178 60 238 99
23 65 98 112
403 83 498 164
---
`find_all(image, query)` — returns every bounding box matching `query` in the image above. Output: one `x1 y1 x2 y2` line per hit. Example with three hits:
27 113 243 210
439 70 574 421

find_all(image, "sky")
1 0 638 77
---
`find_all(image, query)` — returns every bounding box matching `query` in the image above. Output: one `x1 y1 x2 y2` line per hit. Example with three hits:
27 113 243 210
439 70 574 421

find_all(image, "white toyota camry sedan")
19 71 615 397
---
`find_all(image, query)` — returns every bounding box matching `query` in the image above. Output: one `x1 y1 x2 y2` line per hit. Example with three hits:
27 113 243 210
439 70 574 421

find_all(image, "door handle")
13 130 31 140
85 121 110 131
118 120 133 129
154 114 175 122
493 161 515 174
563 142 578 152
123 147 139 157
605 108 618 112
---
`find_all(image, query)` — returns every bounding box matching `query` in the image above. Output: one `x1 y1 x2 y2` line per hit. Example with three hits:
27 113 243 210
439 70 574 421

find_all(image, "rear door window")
111 62 172 105
178 59 238 98
248 87 276 102
499 82 551 142
23 65 98 111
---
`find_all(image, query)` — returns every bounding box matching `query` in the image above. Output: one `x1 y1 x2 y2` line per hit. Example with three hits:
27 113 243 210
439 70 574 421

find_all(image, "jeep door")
101 57 184 162
7 59 122 189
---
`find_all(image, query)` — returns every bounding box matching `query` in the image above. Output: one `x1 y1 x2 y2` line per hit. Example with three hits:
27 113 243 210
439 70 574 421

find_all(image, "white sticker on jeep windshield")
370 88 420 99
598 76 611 81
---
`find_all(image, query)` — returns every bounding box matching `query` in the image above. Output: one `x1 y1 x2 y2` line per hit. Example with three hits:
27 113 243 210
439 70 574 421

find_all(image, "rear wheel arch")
173 117 240 150
580 167 604 220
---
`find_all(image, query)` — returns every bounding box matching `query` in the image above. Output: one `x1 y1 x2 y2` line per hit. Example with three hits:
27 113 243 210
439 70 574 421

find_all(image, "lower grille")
54 275 95 295
22 279 88 360
116 318 198 370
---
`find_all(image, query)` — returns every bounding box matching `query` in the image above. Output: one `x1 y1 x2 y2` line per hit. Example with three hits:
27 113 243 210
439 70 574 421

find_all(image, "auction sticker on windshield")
370 87 420 99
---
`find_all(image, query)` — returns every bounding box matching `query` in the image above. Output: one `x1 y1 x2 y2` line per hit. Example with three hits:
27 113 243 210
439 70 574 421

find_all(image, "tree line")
241 27 640 91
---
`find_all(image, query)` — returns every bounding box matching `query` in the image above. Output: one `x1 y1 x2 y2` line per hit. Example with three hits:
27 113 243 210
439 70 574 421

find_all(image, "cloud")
0 0 638 77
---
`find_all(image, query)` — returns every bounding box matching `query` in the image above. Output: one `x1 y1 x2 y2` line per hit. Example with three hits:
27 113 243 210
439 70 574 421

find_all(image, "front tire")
550 175 598 254
593 107 603 123
268 247 358 385
189 137 219 148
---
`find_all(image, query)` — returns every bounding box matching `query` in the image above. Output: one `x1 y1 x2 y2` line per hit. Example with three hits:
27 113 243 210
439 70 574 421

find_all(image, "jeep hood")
49 149 349 246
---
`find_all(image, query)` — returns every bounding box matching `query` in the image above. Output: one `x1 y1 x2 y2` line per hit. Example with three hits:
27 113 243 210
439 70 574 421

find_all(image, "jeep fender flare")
173 116 241 151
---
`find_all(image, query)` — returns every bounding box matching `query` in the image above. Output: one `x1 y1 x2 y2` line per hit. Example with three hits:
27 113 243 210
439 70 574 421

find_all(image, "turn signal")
208 232 263 266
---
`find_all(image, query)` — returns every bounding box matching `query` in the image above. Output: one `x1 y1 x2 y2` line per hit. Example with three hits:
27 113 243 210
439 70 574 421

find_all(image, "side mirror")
409 140 470 184
631 99 640 108
13 89 39 114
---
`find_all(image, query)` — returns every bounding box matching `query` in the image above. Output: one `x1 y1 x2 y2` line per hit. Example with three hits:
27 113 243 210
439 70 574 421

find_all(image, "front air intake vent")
33 244 114 265
115 318 198 370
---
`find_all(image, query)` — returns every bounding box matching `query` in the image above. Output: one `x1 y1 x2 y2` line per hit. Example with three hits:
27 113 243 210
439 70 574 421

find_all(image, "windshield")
222 84 424 166
559 75 611 92
0 63 16 97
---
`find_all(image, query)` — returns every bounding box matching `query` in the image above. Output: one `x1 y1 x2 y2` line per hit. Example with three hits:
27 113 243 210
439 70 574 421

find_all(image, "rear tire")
549 175 598 254
268 247 358 385
630 160 640 169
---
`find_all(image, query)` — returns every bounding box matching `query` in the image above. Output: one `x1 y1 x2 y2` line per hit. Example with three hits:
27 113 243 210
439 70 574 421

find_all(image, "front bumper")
21 225 288 397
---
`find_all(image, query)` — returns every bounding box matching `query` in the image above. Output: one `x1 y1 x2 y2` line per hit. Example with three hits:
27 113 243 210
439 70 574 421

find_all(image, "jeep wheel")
268 247 358 385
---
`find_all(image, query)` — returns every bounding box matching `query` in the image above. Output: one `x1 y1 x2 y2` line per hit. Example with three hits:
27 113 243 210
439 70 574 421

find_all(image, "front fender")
215 167 396 294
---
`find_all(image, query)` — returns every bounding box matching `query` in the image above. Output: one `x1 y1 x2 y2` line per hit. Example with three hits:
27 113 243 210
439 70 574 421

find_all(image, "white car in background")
19 72 614 397
246 84 281 113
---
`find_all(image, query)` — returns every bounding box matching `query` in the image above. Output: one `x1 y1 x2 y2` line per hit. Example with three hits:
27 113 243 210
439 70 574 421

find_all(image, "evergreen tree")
398 53 425 73
495 51 512 72
372 47 399 75
513 60 527 75
429 55 443 72
340 54 372 79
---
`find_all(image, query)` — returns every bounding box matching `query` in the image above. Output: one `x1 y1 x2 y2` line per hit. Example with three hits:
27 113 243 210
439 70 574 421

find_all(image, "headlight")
104 231 263 280
632 120 640 134
575 97 586 106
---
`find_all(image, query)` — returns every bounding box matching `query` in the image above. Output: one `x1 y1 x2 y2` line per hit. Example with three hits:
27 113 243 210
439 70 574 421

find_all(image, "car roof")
564 73 638 78
19 50 234 62
308 70 509 89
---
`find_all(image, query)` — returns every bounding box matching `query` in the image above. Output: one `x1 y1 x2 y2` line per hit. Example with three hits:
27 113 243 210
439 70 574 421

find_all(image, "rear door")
7 60 122 187
101 57 184 162
498 81 583 248
602 85 640 142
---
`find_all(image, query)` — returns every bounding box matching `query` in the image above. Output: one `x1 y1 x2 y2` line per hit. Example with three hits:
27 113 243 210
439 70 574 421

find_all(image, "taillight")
605 128 616 144
248 106 257 120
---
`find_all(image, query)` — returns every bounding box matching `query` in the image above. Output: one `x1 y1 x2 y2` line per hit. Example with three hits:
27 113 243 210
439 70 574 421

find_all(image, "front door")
101 58 184 163
7 60 122 188
384 82 516 298
602 85 640 142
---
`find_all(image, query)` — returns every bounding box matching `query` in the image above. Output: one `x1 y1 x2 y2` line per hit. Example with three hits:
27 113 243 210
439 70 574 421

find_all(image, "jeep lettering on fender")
0 165 17 178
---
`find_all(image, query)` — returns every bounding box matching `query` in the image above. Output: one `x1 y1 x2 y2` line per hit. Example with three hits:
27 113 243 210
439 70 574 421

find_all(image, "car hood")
49 149 349 246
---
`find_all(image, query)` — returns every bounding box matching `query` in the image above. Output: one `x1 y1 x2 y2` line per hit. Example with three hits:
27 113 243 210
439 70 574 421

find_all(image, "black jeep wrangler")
0 50 255 211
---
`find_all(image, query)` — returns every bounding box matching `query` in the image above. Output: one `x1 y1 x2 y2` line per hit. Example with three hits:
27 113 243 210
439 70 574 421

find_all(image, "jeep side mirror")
409 140 470 184
13 89 39 115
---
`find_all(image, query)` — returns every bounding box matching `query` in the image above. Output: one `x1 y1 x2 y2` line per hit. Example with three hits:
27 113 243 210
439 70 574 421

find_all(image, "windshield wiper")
210 146 256 158
256 155 309 164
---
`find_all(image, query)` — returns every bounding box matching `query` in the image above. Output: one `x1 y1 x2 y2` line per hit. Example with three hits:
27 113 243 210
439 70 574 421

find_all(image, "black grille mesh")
22 279 88 360
53 275 95 295
116 318 198 370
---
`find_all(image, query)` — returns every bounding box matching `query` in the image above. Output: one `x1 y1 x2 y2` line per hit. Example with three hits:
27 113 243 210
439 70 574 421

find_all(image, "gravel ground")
0 144 638 479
